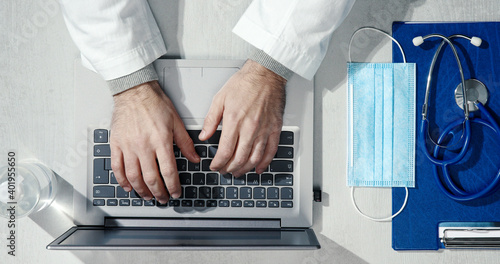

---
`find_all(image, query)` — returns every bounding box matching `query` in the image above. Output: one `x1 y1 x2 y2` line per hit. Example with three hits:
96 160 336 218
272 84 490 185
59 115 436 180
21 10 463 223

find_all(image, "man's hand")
199 59 286 176
110 81 200 204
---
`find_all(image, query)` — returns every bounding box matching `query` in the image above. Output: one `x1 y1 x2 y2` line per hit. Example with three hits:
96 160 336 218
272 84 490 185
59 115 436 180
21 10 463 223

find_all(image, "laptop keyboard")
92 129 295 209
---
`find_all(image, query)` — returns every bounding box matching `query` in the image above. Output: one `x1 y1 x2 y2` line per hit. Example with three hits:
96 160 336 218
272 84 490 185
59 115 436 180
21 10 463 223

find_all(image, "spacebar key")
270 160 293 172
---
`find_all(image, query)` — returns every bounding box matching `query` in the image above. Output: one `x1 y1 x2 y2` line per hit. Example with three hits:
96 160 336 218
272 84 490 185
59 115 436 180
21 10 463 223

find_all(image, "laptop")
47 59 318 250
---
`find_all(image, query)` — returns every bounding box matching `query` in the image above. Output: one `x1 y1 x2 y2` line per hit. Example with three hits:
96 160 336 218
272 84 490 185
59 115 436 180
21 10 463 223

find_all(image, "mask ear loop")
351 187 409 222
348 27 407 63
348 27 410 221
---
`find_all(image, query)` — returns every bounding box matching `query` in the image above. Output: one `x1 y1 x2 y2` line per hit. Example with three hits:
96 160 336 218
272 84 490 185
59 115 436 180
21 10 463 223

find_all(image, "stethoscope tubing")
431 102 500 201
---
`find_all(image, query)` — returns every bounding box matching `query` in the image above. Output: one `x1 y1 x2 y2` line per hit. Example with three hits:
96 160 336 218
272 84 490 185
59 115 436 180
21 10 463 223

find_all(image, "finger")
139 152 169 204
173 118 200 163
110 146 132 192
157 145 182 199
123 154 153 200
255 132 280 174
200 96 223 141
232 136 267 177
210 123 239 172
223 126 258 176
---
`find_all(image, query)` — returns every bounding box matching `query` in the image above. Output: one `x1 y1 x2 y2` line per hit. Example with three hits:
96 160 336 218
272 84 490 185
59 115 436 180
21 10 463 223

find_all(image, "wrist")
243 59 287 87
113 80 163 104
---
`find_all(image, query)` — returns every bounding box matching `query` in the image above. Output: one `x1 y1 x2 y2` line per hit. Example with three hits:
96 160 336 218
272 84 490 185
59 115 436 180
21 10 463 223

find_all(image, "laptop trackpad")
161 67 239 119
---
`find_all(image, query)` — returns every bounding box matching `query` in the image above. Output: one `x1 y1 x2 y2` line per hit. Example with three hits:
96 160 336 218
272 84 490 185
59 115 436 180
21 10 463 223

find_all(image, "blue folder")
391 22 500 250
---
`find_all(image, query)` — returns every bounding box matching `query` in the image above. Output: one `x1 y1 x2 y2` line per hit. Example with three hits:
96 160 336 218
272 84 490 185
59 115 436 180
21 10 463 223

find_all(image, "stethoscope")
413 34 500 201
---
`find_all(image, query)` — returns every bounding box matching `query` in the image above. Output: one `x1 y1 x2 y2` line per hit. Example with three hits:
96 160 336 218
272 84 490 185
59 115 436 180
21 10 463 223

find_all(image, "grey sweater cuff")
249 50 293 80
107 63 159 95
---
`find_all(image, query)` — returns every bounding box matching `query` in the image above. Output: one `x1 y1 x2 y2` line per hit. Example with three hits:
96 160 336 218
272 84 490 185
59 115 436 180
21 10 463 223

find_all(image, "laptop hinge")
104 217 281 230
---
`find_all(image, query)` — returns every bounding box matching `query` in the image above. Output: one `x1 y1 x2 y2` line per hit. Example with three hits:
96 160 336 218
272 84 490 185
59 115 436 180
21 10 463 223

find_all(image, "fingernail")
143 196 152 201
171 193 180 199
159 199 169 204
199 130 206 139
124 186 132 192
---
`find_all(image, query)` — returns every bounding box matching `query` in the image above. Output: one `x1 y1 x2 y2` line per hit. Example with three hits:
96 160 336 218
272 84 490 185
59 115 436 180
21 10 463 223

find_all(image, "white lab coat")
60 0 355 81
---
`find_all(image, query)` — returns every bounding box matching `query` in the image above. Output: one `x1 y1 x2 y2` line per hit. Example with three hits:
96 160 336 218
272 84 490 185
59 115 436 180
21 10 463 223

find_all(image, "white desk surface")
2 0 500 263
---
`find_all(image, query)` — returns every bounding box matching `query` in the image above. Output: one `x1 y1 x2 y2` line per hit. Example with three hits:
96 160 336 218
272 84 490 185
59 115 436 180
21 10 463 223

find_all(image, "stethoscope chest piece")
454 79 489 111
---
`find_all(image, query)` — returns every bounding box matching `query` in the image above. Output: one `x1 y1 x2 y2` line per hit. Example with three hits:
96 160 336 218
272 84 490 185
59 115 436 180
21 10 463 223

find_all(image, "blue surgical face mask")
347 62 416 187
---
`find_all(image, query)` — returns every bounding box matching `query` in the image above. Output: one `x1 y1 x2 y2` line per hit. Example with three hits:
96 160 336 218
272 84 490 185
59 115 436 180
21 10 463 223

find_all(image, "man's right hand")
110 81 200 204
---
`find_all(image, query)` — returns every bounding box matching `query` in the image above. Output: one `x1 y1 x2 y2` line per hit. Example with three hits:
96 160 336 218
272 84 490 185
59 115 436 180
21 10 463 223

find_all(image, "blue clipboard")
391 22 500 250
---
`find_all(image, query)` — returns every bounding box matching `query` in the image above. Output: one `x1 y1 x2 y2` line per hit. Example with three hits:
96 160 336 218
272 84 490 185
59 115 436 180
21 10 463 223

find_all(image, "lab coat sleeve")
59 0 167 80
233 0 356 80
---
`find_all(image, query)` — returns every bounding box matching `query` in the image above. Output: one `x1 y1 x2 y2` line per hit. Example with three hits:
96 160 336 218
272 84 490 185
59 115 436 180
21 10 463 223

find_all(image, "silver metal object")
455 79 489 112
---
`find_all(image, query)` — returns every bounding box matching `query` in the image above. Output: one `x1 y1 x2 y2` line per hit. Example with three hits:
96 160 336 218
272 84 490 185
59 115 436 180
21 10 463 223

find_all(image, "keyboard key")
194 200 205 207
169 200 180 207
247 173 260 185
281 187 293 200
156 200 168 207
116 186 129 198
207 200 217 207
219 200 229 207
176 159 187 171
199 187 211 199
253 187 266 199
234 175 246 185
240 187 252 199
202 159 212 171
193 173 205 185
107 199 118 206
110 172 118 184
275 146 294 158
132 199 143 206
94 144 111 157
188 161 200 171
275 174 293 186
179 173 192 185
93 199 105 206
220 174 232 185
195 146 208 158
281 201 293 208
185 187 197 198
93 159 109 184
212 187 224 199
206 173 218 185
267 188 279 199
279 131 294 145
94 129 108 143
93 186 114 198
144 200 155 206
261 174 273 186
187 130 203 144
182 200 193 207
244 200 255 207
119 199 130 206
270 160 293 172
130 190 140 198
269 201 279 208
226 187 238 199
207 131 221 144
231 200 242 207
208 146 218 158
173 145 180 157
256 201 267 208
104 158 112 170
